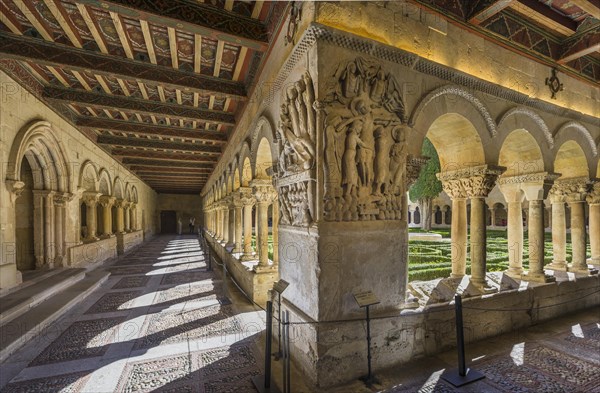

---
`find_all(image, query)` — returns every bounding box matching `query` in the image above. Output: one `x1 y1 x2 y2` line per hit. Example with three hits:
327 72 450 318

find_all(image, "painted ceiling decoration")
412 0 600 83
0 0 288 194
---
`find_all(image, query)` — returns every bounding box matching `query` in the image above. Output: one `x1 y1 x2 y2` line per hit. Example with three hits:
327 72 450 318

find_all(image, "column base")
101 233 115 239
449 273 465 280
587 257 600 265
521 272 556 283
467 279 496 295
241 252 257 262
568 265 599 275
253 264 277 274
546 261 568 271
400 293 420 309
505 267 523 279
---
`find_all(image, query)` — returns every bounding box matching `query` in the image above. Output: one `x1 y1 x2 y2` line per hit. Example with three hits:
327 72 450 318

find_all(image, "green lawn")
408 228 591 282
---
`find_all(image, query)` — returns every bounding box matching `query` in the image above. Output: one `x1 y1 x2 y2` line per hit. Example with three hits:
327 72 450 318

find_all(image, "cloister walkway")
0 235 265 393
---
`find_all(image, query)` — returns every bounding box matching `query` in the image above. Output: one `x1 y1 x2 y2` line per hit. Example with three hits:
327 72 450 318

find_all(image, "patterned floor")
0 235 263 393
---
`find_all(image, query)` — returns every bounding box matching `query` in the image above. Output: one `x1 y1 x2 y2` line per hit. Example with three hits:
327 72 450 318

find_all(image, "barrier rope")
199 236 600 326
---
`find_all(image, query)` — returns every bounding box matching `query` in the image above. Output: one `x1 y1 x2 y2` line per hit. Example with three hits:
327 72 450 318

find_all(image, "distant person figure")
189 217 195 234
177 218 182 235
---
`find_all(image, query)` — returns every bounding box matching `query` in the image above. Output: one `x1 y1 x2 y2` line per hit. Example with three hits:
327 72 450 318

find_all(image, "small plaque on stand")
273 279 290 294
353 291 380 308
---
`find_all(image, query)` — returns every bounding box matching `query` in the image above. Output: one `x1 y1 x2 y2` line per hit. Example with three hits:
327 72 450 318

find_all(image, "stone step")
0 269 87 327
0 270 109 363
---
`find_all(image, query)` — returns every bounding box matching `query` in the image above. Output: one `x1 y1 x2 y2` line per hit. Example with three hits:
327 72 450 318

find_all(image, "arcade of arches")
0 0 599 391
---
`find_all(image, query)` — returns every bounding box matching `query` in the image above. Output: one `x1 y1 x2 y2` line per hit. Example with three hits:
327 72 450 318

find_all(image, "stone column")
42 191 56 268
490 206 496 227
53 193 71 267
227 201 235 248
124 202 131 232
83 192 100 242
547 189 567 271
233 195 244 253
564 179 590 273
241 188 255 261
272 199 279 266
99 196 115 238
461 167 502 291
252 180 276 271
222 204 230 245
217 205 224 241
498 179 524 278
438 177 467 278
129 203 136 231
32 190 45 267
520 174 557 282
115 199 125 234
587 182 600 265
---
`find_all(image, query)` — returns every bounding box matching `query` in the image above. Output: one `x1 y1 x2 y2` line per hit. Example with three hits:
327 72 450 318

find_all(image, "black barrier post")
353 291 380 387
252 302 280 393
283 310 291 393
272 280 289 360
441 295 485 387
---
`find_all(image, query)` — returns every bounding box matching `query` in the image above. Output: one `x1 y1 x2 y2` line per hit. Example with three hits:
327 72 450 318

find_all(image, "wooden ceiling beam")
98 135 222 154
559 29 600 64
468 0 515 25
0 31 246 99
43 0 84 48
75 3 109 53
43 86 236 125
569 0 600 20
15 0 54 41
122 158 215 168
0 2 23 35
510 0 577 36
115 150 219 163
130 166 213 174
76 117 227 142
74 0 269 51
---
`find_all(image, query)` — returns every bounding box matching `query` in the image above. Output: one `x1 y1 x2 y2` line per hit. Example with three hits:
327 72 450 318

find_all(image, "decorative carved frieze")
275 72 317 227
320 57 408 222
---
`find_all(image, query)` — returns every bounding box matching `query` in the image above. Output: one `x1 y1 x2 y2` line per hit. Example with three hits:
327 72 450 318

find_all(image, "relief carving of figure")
323 57 408 221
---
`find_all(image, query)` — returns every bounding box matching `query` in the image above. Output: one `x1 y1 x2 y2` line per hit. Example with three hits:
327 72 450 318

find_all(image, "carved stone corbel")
6 180 25 203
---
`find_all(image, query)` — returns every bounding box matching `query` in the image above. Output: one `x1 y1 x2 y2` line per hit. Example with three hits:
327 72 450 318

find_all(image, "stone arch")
553 122 597 177
98 168 112 196
6 120 71 193
79 161 99 192
238 142 252 187
553 141 589 180
233 167 241 190
498 129 545 176
226 169 233 194
409 85 497 160
125 184 132 202
250 116 277 179
131 186 138 203
424 113 486 170
497 107 553 149
113 177 125 199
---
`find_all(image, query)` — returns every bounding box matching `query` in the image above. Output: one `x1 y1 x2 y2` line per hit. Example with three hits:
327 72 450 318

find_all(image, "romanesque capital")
82 192 101 207
5 180 25 203
115 198 128 208
251 179 277 204
239 187 255 207
557 177 590 203
406 155 429 188
53 192 73 207
585 180 600 205
461 166 505 198
99 195 116 208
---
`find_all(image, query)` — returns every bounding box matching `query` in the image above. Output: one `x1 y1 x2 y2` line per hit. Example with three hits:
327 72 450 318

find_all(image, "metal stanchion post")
272 280 288 360
252 301 280 393
441 295 485 387
283 310 291 393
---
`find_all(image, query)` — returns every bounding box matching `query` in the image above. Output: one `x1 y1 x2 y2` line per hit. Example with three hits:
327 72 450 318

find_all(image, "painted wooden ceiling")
0 0 287 194
413 0 600 83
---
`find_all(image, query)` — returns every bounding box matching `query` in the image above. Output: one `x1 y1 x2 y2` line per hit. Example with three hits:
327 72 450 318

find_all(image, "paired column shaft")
450 197 467 278
568 201 587 272
506 200 524 278
469 197 486 286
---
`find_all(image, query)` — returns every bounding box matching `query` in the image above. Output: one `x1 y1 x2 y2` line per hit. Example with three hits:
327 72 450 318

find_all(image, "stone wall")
157 194 203 233
278 275 600 388
0 70 158 290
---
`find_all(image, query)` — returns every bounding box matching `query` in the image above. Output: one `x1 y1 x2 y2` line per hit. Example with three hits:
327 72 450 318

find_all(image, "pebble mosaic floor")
0 235 264 393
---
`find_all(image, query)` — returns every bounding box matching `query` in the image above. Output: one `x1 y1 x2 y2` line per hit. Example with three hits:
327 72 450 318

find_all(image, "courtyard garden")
408 228 591 282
